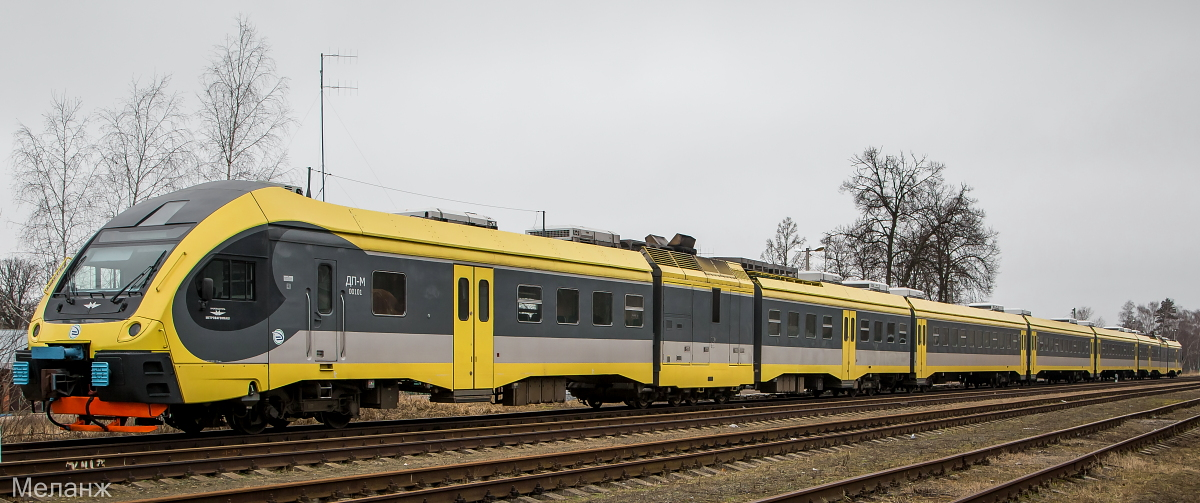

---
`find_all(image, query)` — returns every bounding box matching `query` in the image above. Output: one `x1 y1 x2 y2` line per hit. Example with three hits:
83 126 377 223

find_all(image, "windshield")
58 243 174 295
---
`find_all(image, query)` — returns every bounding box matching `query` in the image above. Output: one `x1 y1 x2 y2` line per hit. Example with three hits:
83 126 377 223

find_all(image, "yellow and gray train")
13 181 1184 433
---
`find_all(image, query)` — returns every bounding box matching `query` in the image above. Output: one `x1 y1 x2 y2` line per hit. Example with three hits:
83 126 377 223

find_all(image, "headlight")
31 323 40 339
128 322 142 337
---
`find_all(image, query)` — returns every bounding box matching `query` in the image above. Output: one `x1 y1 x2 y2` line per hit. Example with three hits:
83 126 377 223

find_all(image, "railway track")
0 380 1172 482
46 380 1199 502
1 378 1162 463
751 386 1200 503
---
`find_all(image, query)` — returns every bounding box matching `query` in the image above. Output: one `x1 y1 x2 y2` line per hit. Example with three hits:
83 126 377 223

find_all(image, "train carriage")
754 275 914 395
1029 318 1095 382
1165 339 1182 377
912 301 1027 387
1093 326 1139 380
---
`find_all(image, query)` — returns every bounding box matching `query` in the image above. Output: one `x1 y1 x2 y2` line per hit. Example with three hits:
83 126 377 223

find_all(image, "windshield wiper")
110 251 168 304
52 255 87 304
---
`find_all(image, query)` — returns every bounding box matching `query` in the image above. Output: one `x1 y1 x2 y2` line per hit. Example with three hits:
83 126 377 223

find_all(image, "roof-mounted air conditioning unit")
1051 317 1079 325
968 303 1005 312
527 226 620 247
1004 308 1031 316
841 279 889 293
888 287 925 299
401 209 498 229
796 271 844 283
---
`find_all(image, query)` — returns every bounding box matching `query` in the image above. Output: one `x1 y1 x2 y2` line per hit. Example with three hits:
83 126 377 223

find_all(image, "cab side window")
199 258 256 301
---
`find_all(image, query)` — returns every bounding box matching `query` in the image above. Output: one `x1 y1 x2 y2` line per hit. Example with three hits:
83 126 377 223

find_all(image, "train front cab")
1093 326 1138 381
1029 318 1095 383
755 274 914 395
1166 339 1182 377
909 300 1026 388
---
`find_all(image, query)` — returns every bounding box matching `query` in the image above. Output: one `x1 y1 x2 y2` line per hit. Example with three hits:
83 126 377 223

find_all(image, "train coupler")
49 396 168 433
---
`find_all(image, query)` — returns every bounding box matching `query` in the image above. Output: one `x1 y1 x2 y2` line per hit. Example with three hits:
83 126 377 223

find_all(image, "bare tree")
0 257 46 330
908 183 999 303
197 16 292 182
760 217 806 269
98 74 195 217
11 93 101 264
838 147 944 286
1071 306 1106 327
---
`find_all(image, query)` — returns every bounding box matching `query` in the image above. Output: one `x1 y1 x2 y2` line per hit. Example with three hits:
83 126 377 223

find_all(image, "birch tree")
11 93 100 263
197 16 292 182
98 74 194 217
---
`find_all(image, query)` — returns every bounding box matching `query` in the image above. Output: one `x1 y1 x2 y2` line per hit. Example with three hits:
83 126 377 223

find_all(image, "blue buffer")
91 361 110 387
12 361 29 386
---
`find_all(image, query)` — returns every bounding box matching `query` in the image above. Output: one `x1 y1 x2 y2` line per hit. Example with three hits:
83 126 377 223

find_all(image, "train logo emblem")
272 329 286 346
210 307 226 316
69 324 81 339
83 301 100 310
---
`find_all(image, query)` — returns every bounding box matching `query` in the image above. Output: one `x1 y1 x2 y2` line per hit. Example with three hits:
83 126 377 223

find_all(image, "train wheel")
226 409 266 435
667 395 683 407
713 393 729 405
632 396 653 409
319 411 352 429
585 398 603 409
165 409 206 434
684 395 698 406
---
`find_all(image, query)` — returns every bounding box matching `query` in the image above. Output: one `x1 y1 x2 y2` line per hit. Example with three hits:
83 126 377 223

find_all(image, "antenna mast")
320 51 358 202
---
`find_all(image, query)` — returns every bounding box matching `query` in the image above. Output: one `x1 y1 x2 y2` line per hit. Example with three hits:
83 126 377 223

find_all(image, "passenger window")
886 322 896 343
593 291 613 326
317 263 332 314
931 327 940 346
898 323 907 344
517 285 543 323
624 294 644 327
478 280 490 322
557 288 579 324
860 320 870 342
822 315 834 339
201 258 257 302
371 271 406 316
805 313 818 339
712 288 721 323
951 328 959 347
874 321 884 343
787 312 800 337
768 310 781 336
457 277 470 321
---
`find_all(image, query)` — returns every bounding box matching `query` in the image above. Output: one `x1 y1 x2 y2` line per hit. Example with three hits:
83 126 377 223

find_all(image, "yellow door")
916 319 927 377
842 310 856 380
453 265 495 390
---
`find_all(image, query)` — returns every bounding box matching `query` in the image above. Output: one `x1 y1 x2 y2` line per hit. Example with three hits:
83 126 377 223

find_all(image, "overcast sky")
2 1 1197 324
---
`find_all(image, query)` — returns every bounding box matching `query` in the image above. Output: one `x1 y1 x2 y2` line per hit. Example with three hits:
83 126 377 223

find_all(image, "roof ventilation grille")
841 279 890 293
888 287 926 299
968 303 1006 312
1050 317 1079 325
527 226 620 247
1004 308 1032 316
714 257 799 278
401 209 498 229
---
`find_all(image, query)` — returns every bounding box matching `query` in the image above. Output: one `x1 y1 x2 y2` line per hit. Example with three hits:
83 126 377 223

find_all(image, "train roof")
1024 316 1096 337
907 298 1027 328
1091 325 1140 343
246 184 655 282
755 274 911 316
641 248 755 292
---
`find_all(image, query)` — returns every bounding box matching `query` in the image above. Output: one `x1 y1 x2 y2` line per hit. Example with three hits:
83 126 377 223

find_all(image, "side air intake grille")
12 361 29 386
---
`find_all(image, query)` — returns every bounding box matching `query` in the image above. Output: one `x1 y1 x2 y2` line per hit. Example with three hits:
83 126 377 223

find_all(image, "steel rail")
5 378 1165 458
110 382 1200 503
951 413 1200 503
750 394 1200 503
1 378 1161 464
5 380 1191 490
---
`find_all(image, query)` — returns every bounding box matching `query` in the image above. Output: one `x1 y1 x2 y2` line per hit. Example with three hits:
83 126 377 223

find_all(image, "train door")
311 260 340 362
453 265 494 390
842 310 857 380
915 319 927 377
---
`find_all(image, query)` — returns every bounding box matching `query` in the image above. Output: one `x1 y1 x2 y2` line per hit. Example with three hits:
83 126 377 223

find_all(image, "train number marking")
345 275 366 296
65 458 105 470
